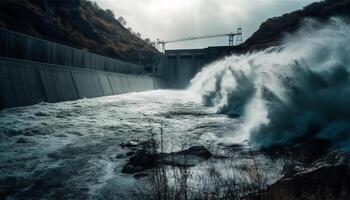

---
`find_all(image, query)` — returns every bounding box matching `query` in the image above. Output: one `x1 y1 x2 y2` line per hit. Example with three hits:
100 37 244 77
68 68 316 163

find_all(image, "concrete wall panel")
0 61 20 107
107 74 123 94
97 72 113 96
0 60 45 107
71 70 103 98
0 57 162 109
38 67 60 103
120 75 134 92
55 69 78 101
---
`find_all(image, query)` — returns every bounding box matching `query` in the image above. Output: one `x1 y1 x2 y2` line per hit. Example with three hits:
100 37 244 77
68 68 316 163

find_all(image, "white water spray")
189 18 350 150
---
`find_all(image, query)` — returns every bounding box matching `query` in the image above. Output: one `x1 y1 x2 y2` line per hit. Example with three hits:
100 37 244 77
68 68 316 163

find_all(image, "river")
0 90 280 199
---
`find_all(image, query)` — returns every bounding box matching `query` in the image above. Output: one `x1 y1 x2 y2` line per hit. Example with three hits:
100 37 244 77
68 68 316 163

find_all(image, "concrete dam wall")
0 28 165 109
164 46 243 88
0 28 145 75
0 57 163 109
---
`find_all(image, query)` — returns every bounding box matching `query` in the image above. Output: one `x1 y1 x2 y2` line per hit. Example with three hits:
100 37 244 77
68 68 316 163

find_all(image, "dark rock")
161 155 201 168
173 146 212 159
122 150 158 174
120 139 158 149
295 138 331 163
120 140 142 148
263 138 331 163
122 146 212 174
133 173 150 179
115 154 125 159
34 112 50 117
122 164 146 174
115 151 136 159
261 152 350 200
126 151 136 156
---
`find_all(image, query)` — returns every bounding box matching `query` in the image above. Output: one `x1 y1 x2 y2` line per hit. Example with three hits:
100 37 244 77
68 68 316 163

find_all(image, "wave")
189 18 350 151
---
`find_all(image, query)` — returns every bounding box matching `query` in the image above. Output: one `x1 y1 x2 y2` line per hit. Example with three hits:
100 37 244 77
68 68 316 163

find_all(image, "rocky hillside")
243 0 350 50
0 0 160 70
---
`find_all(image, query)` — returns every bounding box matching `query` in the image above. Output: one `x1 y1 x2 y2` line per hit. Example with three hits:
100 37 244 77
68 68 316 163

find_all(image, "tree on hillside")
106 9 115 18
118 16 127 26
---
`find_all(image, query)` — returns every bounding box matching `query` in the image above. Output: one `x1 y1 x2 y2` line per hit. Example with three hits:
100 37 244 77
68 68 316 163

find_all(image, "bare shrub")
137 119 269 200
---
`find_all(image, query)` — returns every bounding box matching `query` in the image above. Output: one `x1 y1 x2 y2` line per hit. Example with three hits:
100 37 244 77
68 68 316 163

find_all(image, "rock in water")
264 152 350 200
121 146 212 174
173 146 212 159
122 150 158 174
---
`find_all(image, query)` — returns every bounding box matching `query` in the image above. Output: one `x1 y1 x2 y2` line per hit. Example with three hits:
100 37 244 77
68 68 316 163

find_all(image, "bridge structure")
158 27 244 88
157 27 242 53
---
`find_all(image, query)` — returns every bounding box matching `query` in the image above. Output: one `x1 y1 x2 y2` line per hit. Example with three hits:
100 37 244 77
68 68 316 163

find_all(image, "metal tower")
236 27 243 45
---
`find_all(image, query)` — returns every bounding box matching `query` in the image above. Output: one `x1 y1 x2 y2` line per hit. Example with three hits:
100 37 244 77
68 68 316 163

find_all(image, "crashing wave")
189 18 350 151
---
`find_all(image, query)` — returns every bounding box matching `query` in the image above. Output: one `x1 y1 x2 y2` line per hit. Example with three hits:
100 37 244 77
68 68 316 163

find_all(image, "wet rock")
115 154 126 159
122 146 212 174
133 172 150 179
126 151 136 156
34 112 50 117
15 137 29 143
122 150 158 173
263 138 331 163
120 140 142 148
120 139 158 150
261 152 350 200
161 146 213 167
173 146 212 159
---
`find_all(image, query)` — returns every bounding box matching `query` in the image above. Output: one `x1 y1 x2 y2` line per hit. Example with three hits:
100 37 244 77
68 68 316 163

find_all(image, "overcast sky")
95 0 319 50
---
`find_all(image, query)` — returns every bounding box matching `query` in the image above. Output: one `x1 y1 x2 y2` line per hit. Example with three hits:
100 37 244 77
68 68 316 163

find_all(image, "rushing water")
2 17 348 200
1 90 279 200
190 18 350 151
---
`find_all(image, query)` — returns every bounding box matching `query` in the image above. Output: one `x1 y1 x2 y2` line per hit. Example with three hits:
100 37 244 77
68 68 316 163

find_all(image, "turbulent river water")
0 90 280 199
2 18 350 200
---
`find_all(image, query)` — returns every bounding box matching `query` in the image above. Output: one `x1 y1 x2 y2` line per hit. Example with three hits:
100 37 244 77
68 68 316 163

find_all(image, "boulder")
122 146 212 174
172 146 212 159
122 150 158 173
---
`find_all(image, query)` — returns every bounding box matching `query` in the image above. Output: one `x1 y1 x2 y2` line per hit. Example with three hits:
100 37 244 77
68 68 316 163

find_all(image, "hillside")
243 0 350 50
0 0 161 70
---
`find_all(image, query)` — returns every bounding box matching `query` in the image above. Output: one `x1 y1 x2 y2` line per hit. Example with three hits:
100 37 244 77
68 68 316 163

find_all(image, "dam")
0 28 165 109
0 28 241 108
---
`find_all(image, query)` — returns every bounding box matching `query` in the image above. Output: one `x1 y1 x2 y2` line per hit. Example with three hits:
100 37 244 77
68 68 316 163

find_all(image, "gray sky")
95 0 319 50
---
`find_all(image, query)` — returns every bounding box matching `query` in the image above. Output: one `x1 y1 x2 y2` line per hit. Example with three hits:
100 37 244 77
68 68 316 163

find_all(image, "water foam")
189 18 350 150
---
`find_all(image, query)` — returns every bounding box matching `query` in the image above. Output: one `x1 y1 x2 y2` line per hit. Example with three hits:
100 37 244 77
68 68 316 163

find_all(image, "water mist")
189 18 350 151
